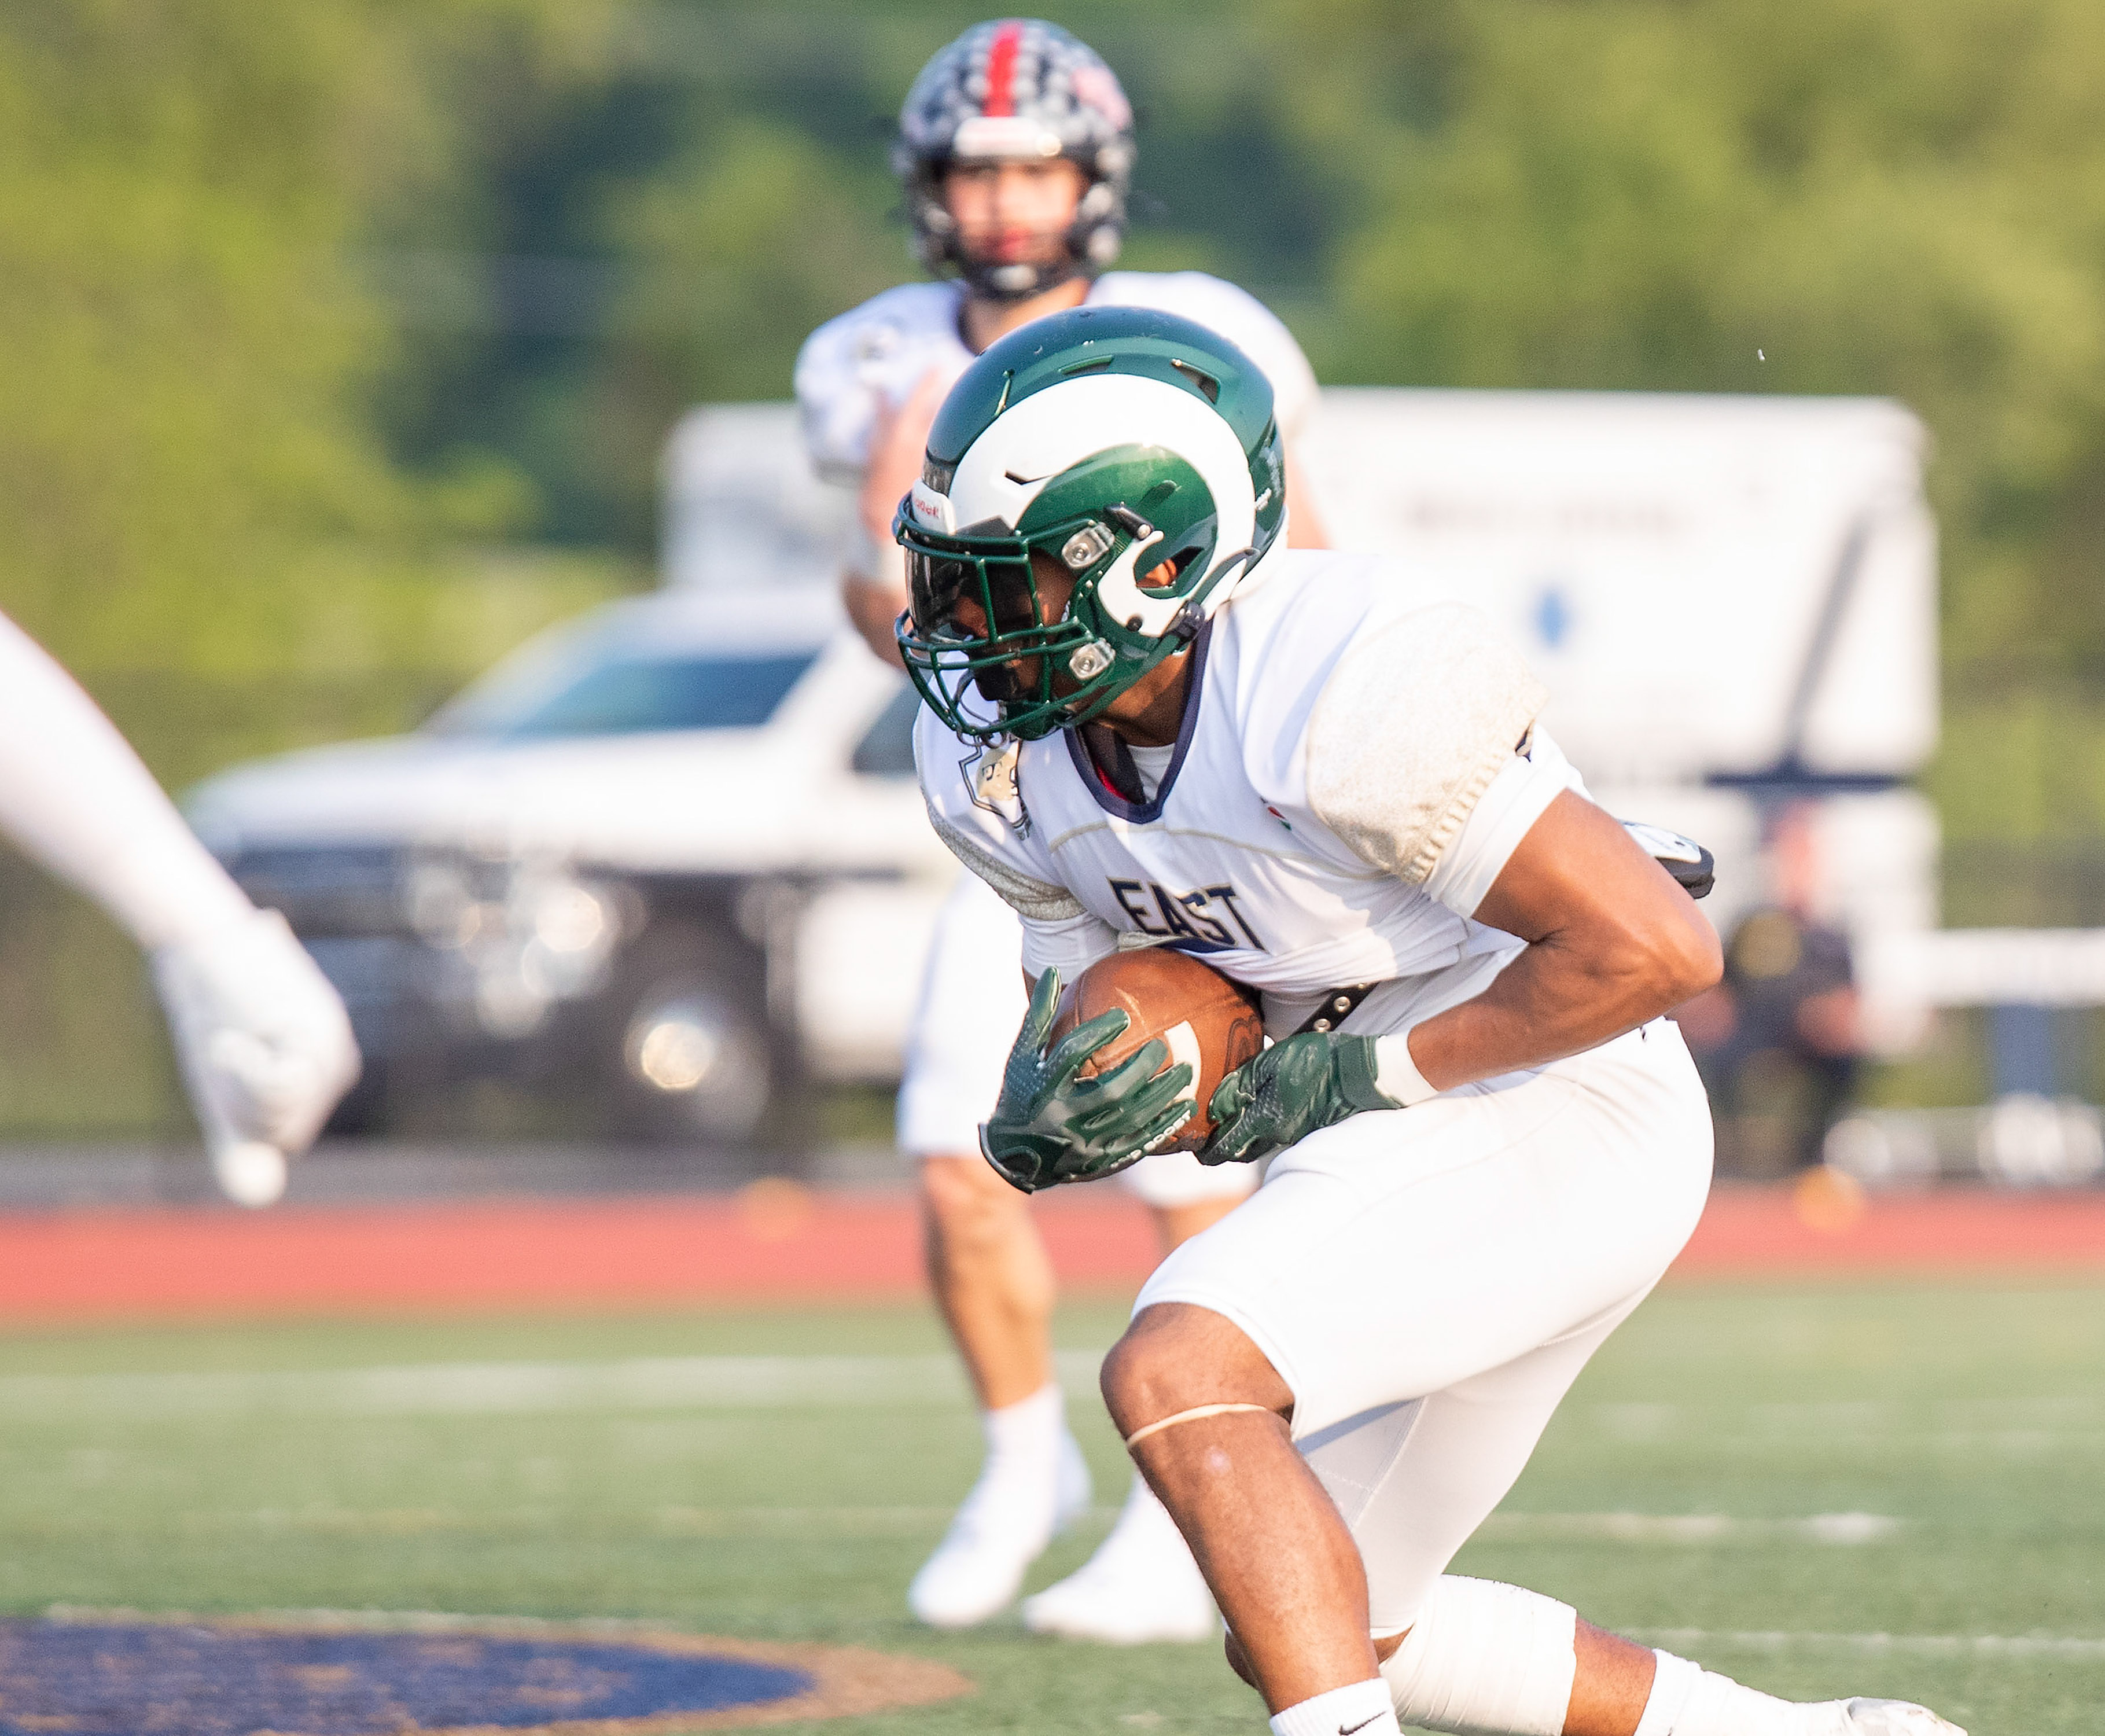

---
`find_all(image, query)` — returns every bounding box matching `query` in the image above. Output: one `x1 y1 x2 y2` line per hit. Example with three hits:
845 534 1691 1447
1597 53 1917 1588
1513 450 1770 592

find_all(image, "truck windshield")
434 652 818 739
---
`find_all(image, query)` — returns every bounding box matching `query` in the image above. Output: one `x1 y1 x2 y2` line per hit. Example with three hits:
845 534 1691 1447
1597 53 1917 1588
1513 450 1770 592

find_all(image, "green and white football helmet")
895 305 1286 741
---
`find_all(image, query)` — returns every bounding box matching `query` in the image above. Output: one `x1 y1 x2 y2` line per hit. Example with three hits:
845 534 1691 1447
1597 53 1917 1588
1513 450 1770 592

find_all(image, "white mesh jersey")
912 550 1593 1040
795 272 1320 484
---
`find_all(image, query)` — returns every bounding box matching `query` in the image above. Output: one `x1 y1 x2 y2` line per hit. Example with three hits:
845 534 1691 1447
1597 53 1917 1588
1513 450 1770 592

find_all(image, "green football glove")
980 970 1198 1194
1201 1032 1395 1167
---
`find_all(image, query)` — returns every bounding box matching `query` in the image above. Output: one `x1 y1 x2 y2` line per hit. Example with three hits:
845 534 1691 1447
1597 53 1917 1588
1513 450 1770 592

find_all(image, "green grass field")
2 1282 2102 1735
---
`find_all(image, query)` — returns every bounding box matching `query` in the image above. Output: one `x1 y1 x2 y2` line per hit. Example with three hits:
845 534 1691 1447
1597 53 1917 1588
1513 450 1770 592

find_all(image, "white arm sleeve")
794 286 974 484
1367 730 1591 1108
0 613 252 948
0 615 361 1197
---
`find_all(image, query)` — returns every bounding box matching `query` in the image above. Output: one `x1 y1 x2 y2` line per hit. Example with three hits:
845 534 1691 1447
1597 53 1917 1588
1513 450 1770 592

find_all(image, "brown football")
1047 947 1266 1152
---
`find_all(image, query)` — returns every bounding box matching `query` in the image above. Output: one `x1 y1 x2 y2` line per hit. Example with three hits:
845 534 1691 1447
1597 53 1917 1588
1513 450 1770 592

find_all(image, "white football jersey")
913 550 1592 1039
795 272 1319 484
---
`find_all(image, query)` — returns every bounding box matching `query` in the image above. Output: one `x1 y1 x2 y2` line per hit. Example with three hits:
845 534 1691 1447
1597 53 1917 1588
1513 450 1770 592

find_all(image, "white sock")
1377 1576 1576 1736
981 1381 1064 1466
1269 1679 1400 1736
1636 1647 1848 1735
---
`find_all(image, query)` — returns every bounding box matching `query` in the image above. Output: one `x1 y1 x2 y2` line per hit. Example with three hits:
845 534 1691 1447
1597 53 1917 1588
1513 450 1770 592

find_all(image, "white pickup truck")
185 584 949 1140
187 385 1944 1141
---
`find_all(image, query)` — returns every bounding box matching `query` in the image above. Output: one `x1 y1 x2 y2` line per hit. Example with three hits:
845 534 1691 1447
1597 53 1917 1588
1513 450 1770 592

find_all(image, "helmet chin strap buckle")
1166 601 1208 643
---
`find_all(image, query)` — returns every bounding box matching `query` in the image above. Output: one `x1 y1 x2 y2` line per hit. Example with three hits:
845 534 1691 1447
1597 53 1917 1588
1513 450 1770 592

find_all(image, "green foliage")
12 0 2105 733
0 0 623 682
588 120 903 536
0 860 178 1141
0 2 399 671
377 2 1348 550
1263 0 2105 697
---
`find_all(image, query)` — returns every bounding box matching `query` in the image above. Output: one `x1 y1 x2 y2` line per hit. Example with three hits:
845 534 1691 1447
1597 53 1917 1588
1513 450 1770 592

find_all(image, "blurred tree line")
3 0 2105 1132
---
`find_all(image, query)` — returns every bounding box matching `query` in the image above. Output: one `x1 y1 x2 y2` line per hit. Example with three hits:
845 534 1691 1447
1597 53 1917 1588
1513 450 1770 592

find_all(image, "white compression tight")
1289 1296 1834 1734
1297 1294 1646 1636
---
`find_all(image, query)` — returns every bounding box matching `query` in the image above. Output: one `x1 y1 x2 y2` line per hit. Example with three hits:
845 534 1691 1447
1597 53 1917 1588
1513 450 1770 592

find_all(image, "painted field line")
127 1506 1879 1544
141 1505 1126 1538
1481 1511 1897 1545
1634 1627 2105 1660
0 1348 1109 1418
1591 1398 2105 1450
1598 1394 2105 1428
652 1503 1122 1537
41 1604 698 1634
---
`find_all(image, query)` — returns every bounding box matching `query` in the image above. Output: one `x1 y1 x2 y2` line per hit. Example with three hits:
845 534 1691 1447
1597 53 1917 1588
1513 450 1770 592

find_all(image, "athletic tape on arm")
0 613 252 950
1370 1026 1440 1107
1305 605 1548 886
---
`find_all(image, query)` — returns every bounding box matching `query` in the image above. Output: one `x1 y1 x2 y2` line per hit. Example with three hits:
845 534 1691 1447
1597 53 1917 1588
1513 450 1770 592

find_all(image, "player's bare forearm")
841 571 908 668
1409 792 1721 1091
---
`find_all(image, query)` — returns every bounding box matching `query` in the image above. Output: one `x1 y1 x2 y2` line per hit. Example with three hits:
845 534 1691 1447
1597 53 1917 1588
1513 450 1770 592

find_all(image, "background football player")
0 612 359 1208
794 18 1328 1639
903 307 1964 1736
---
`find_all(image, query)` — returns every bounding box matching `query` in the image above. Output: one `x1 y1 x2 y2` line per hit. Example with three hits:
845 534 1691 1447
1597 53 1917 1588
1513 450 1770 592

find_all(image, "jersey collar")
1061 620 1214 825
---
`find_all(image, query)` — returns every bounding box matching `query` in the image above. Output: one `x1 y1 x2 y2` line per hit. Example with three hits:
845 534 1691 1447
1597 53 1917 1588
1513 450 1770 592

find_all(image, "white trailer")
1299 388 1941 1047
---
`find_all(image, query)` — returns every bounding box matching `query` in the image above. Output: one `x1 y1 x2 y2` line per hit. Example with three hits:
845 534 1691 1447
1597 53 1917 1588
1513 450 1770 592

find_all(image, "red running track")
3 1181 2105 1326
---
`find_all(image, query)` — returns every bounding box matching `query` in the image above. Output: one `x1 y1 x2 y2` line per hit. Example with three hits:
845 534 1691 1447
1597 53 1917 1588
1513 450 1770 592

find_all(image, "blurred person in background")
793 17 1328 1641
0 612 359 1208
1674 803 1864 1176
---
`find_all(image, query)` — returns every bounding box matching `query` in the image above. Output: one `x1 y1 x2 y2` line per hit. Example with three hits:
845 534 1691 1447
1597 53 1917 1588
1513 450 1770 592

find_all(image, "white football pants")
896 870 1255 1208
1136 1017 1714 1633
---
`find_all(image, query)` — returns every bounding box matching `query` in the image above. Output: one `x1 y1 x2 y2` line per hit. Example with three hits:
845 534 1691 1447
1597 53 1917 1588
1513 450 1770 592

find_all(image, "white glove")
151 909 361 1207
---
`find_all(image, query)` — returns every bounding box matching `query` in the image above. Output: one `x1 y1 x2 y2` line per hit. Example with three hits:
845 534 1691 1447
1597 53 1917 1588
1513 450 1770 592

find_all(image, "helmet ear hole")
1140 545 1201 593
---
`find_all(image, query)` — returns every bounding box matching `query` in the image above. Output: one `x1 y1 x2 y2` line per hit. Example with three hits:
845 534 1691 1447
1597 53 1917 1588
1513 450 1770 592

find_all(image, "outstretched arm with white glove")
0 613 359 1205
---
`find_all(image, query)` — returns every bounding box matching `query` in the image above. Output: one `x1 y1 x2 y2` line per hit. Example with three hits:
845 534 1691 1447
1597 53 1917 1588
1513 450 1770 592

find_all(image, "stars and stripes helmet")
895 306 1286 741
894 19 1136 301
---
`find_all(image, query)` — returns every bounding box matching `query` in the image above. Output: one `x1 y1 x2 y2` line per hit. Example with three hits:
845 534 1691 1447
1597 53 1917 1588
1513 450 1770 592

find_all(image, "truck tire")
599 921 777 1145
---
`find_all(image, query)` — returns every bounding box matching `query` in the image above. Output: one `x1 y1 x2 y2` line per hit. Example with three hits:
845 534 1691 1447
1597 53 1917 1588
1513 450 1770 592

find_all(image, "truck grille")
227 844 408 937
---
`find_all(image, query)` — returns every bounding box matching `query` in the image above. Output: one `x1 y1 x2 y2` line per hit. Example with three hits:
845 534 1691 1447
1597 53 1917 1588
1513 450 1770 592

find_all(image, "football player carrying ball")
900 307 1964 1736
